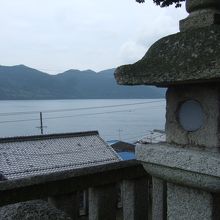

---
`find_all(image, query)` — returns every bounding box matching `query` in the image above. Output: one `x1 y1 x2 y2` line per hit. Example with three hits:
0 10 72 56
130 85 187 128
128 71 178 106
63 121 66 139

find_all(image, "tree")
136 0 185 8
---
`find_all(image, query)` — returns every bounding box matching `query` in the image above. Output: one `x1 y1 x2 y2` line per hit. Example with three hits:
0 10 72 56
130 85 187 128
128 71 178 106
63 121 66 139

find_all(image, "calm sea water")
0 99 165 142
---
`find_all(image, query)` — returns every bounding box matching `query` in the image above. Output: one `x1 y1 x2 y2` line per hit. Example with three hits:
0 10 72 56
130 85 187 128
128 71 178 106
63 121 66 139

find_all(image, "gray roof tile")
0 131 121 180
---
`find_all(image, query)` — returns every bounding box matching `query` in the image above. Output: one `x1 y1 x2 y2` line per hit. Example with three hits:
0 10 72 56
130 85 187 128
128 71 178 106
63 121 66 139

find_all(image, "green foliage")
136 0 185 8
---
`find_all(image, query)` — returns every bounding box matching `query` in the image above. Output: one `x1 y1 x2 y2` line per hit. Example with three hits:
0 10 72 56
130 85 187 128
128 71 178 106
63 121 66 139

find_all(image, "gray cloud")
0 0 187 73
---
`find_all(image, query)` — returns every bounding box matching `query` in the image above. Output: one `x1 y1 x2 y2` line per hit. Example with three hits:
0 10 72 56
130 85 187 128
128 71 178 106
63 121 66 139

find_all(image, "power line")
0 118 39 124
44 109 134 120
0 100 165 117
0 103 165 124
0 109 134 124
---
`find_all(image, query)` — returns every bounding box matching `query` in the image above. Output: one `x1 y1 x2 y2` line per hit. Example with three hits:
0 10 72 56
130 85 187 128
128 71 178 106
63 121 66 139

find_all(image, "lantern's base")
136 143 220 219
136 143 220 192
167 182 220 220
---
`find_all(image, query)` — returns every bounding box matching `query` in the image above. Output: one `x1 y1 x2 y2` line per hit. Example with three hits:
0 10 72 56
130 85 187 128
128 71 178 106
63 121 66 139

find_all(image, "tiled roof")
0 131 121 180
118 152 135 161
138 130 165 144
111 141 135 153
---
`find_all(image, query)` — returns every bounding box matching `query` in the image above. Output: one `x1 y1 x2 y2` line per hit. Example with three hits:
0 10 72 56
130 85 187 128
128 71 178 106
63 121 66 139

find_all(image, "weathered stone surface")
180 11 220 31
166 85 220 148
180 0 220 31
186 0 220 13
152 177 166 220
0 200 71 220
136 143 220 192
115 25 220 86
167 183 220 220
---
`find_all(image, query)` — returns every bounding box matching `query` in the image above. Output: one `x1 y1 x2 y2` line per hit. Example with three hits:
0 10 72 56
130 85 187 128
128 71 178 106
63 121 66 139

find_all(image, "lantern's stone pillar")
152 177 166 220
167 183 220 220
115 0 220 219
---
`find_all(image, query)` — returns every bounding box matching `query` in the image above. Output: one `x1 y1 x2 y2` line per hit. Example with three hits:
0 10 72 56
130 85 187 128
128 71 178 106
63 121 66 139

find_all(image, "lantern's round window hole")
178 100 204 132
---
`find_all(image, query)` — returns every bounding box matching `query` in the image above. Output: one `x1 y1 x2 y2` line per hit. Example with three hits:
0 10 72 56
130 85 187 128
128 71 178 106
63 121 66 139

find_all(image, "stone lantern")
115 0 220 219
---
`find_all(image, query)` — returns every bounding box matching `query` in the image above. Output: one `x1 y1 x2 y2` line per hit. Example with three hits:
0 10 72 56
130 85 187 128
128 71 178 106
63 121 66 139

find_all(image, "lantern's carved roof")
115 25 220 87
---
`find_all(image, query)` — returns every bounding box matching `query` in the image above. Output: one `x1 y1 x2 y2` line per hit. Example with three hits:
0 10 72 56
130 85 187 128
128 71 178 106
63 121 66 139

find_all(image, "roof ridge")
0 131 99 143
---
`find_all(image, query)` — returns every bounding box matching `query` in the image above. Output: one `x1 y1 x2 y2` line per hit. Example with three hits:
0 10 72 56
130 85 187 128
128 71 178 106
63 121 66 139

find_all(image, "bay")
0 99 165 142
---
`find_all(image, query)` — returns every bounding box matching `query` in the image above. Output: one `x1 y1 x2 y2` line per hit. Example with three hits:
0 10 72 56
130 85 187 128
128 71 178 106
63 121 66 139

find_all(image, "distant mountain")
0 65 166 100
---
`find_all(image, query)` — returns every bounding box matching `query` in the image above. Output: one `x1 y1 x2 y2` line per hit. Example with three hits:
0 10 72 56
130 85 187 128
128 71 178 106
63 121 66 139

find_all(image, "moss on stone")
115 25 220 87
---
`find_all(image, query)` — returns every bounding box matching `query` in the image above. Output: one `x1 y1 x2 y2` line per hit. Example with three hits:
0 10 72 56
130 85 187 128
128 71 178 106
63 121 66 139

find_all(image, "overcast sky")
0 0 187 74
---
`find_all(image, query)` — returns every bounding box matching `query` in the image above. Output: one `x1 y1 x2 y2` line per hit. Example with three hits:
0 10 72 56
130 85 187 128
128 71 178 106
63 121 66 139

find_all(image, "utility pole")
36 112 46 135
118 129 122 141
40 112 43 135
